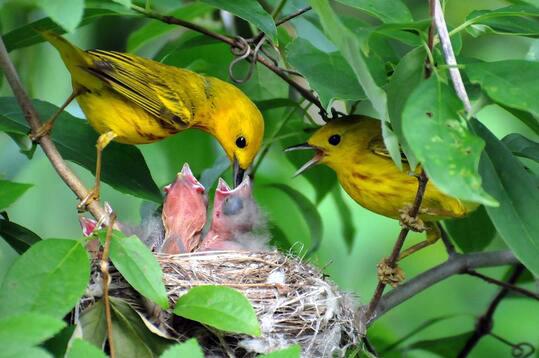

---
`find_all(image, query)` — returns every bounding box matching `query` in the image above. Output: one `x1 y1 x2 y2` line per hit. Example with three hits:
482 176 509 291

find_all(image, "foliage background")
0 0 538 356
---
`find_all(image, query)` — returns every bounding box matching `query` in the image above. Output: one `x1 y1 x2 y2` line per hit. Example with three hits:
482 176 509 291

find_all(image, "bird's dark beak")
233 157 245 188
284 143 323 177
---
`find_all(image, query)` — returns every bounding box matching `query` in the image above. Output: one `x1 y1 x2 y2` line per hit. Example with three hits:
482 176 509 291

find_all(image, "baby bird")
198 176 269 251
160 163 208 254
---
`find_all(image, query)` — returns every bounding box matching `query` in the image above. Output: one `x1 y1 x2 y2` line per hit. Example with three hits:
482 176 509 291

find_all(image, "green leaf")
407 332 473 357
12 346 53 358
33 0 85 32
0 219 42 254
500 106 539 135
471 118 539 276
0 239 90 319
0 98 161 203
173 285 260 336
2 8 135 52
465 60 539 117
402 77 497 206
311 0 401 167
42 325 76 358
268 184 323 255
259 344 302 358
0 313 65 357
127 3 212 52
335 0 413 23
464 5 539 37
269 222 292 252
444 206 497 253
160 339 204 358
98 230 168 309
66 339 107 358
332 188 356 253
112 0 131 7
110 297 173 357
502 133 539 161
79 301 107 350
286 38 365 111
0 179 32 211
200 0 277 42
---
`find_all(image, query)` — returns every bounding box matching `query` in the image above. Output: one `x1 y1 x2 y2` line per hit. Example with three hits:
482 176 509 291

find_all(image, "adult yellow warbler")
36 31 264 207
286 116 477 259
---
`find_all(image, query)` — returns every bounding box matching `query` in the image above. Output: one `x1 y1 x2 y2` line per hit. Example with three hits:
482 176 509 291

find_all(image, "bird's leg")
377 258 405 287
398 222 441 260
30 89 82 141
78 131 117 212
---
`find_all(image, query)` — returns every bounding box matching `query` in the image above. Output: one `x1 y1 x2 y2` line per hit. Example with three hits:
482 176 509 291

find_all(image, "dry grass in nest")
82 250 363 357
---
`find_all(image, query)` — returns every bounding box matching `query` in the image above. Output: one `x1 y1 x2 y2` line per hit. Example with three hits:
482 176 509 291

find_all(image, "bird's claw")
30 121 54 142
377 258 405 287
77 188 100 213
399 205 426 232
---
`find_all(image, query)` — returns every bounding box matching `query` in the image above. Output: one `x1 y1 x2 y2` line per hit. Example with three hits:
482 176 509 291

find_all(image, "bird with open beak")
198 176 269 251
160 163 208 254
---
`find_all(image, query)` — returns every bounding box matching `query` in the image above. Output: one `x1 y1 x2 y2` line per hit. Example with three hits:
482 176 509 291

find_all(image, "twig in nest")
101 213 117 358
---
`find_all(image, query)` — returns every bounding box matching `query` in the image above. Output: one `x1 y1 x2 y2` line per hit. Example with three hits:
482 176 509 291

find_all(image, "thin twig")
466 269 539 301
457 265 524 357
101 213 117 358
276 6 312 26
432 0 472 114
439 224 457 257
0 37 113 227
364 171 429 322
369 250 519 321
424 0 436 78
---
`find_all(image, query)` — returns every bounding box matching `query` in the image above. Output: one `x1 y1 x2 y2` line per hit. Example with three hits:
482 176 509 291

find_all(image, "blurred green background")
1 0 538 356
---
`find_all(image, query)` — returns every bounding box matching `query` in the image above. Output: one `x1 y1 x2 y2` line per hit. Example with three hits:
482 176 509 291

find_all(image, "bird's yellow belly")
77 89 178 144
338 170 472 221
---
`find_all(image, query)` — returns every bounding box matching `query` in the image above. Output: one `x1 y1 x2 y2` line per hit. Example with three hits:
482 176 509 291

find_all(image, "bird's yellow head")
286 116 379 175
209 80 264 186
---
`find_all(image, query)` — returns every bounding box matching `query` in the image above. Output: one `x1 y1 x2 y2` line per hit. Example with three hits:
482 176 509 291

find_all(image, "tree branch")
466 269 539 301
369 250 519 321
0 37 112 226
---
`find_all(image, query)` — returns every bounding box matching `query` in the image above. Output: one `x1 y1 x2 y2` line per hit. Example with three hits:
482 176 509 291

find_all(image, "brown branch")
457 265 524 357
466 269 539 301
101 213 117 358
131 5 324 113
364 171 429 322
0 37 112 226
369 250 520 321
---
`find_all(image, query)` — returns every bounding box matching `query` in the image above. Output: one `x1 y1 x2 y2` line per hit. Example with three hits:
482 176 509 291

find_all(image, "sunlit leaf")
335 0 413 23
259 344 302 358
98 230 169 309
66 339 107 358
471 118 539 276
444 206 497 253
200 0 277 42
502 133 539 161
0 218 42 254
173 285 261 336
29 0 85 32
160 339 204 358
0 98 162 203
0 239 90 319
268 184 323 255
110 297 172 357
287 38 365 111
402 77 497 206
0 313 65 357
0 179 32 211
465 60 539 117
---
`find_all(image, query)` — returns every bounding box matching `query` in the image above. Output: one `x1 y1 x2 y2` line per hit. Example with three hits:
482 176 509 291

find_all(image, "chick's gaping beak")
233 157 245 188
284 143 324 177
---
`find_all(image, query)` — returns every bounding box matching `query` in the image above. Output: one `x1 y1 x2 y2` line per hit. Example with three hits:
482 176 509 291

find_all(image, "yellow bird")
36 31 264 208
286 116 477 259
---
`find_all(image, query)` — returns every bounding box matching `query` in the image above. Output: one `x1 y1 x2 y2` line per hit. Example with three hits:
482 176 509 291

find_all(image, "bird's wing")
84 50 192 128
368 134 408 162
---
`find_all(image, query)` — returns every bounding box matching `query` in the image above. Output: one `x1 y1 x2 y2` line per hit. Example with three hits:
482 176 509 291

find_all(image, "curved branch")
369 250 519 322
0 37 111 225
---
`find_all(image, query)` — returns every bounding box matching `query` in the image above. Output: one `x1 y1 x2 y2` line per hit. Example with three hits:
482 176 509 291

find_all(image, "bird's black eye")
236 136 247 148
328 134 341 146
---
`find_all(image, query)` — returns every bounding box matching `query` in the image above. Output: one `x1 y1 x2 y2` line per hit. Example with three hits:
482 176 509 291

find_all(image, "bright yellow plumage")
39 31 264 173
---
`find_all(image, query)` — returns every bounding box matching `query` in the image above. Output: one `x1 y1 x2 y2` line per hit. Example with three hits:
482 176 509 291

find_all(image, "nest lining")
83 250 362 357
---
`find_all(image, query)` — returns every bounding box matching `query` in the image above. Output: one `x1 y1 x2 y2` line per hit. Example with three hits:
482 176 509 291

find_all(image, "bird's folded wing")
85 50 191 128
368 134 408 162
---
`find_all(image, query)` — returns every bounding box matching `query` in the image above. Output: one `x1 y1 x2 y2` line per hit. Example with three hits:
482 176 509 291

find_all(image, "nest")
82 250 362 357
